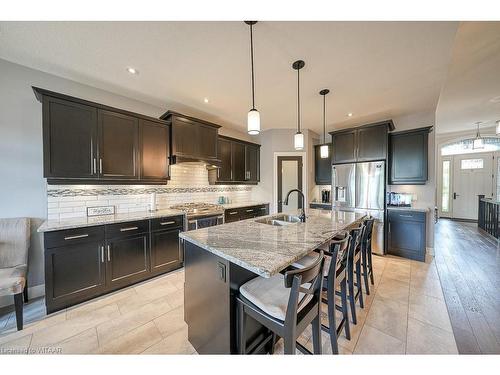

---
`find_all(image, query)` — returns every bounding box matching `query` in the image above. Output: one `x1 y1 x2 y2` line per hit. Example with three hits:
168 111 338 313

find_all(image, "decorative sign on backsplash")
87 206 115 217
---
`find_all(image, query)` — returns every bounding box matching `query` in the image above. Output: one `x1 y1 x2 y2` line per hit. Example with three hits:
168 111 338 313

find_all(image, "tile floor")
0 255 458 355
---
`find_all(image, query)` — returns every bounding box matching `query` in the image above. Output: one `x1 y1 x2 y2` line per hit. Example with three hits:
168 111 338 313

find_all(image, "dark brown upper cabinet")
330 120 394 164
217 138 232 181
245 143 260 182
160 111 220 165
139 119 170 182
314 144 332 185
98 110 139 180
232 142 246 181
34 87 170 184
42 96 98 179
389 127 432 185
214 136 260 184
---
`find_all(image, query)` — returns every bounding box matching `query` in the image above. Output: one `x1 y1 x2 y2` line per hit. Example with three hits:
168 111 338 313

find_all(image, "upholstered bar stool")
360 218 375 295
292 231 351 354
347 224 365 324
237 253 325 355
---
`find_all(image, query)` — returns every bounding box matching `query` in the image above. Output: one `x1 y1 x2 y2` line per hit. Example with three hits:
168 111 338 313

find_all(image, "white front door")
452 153 494 220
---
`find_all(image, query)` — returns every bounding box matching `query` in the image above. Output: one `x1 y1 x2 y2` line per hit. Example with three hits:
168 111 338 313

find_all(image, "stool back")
328 231 350 278
349 223 366 262
362 217 375 254
283 251 325 325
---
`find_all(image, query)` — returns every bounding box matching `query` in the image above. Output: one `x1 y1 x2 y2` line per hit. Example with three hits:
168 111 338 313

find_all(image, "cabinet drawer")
151 215 184 232
388 210 426 222
254 205 269 216
225 208 242 222
44 225 105 249
106 220 149 238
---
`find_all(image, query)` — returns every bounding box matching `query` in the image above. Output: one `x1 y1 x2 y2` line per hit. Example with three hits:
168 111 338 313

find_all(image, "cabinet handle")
64 234 89 240
388 223 391 233
217 169 220 179
160 221 176 226
228 211 238 215
99 158 103 174
399 214 413 218
260 207 266 210
100 246 105 263
93 158 97 174
107 245 111 261
246 209 253 213
120 226 138 232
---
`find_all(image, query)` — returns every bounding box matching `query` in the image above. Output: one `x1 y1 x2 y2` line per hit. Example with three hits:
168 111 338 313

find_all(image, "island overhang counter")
180 209 366 354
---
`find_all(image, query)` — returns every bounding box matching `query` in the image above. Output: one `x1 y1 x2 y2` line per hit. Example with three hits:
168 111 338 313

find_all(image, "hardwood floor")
434 219 500 354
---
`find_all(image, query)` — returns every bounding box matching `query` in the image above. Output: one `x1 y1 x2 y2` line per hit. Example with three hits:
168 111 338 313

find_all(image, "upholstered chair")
0 218 30 330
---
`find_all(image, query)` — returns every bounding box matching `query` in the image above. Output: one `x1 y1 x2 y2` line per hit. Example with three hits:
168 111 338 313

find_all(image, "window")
442 160 450 212
441 137 500 156
460 158 484 169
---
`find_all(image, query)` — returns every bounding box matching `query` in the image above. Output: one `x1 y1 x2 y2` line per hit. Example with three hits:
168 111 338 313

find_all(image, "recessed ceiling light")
347 113 353 117
126 67 139 75
204 98 209 103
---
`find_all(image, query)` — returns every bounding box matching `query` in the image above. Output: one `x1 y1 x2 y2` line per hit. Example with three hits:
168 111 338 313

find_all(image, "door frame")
437 152 496 220
273 152 307 215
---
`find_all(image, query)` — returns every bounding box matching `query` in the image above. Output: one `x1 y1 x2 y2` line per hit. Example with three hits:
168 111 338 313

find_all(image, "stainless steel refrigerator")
332 161 386 255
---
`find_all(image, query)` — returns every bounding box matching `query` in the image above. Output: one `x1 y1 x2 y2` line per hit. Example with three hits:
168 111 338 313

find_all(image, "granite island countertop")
38 209 185 232
180 208 366 278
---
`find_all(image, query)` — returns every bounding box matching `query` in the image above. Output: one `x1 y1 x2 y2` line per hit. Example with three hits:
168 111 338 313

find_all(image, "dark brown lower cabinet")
224 204 269 223
387 210 427 261
106 233 150 290
44 215 184 313
44 234 106 313
151 228 182 276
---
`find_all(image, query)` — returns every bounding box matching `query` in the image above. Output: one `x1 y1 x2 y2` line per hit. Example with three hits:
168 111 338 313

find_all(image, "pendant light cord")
250 23 256 110
297 68 301 133
323 94 326 143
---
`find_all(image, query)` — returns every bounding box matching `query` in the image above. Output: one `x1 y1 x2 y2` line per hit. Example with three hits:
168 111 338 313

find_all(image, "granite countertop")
38 209 185 233
387 206 430 213
180 208 366 278
221 201 270 210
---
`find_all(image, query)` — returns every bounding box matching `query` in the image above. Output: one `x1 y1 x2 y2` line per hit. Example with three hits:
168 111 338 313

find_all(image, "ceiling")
0 21 460 134
436 22 500 134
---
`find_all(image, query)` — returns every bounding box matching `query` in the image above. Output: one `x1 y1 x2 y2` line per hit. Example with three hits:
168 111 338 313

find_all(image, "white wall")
0 59 252 296
388 111 436 248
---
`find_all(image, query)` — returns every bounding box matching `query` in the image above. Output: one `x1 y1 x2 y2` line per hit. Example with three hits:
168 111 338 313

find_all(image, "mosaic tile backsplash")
47 163 254 220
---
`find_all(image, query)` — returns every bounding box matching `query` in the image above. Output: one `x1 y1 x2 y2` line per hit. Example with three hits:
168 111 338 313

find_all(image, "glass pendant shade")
247 109 260 135
294 132 304 150
473 137 484 149
320 144 329 158
496 120 500 135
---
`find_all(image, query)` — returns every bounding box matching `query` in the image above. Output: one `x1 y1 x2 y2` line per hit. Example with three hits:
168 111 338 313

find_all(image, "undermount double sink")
255 214 302 226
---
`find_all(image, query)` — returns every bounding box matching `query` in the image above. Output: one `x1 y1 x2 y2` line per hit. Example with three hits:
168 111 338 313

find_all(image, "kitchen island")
180 208 366 354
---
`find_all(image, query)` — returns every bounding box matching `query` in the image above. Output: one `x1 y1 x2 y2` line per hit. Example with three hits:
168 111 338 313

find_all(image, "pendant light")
319 89 330 158
473 121 484 149
496 120 500 135
292 60 305 150
245 21 260 135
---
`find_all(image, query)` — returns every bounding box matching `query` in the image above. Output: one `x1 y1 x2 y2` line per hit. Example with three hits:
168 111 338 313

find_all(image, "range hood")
160 111 222 169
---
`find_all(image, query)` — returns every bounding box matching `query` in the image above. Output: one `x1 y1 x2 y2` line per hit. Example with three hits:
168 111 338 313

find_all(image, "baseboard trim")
0 284 45 309
426 247 435 256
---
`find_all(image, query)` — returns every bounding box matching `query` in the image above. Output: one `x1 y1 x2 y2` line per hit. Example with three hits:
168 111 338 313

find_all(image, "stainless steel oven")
187 214 224 231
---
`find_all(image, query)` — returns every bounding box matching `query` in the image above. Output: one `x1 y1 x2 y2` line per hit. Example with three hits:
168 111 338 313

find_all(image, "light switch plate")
87 206 115 216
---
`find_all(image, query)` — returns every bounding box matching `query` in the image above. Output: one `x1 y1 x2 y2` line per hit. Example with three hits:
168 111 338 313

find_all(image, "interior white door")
452 153 494 220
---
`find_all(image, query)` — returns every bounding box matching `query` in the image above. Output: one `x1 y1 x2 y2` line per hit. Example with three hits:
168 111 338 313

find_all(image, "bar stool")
237 252 325 355
360 217 375 295
347 224 365 324
292 231 351 354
